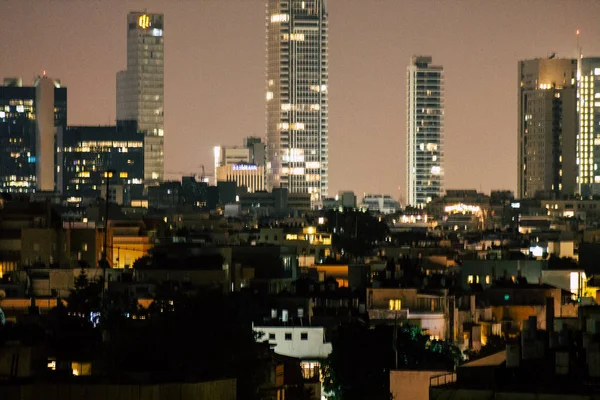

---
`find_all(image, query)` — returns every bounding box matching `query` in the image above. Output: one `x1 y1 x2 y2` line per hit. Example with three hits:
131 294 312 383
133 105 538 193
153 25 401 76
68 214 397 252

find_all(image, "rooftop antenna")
576 29 583 196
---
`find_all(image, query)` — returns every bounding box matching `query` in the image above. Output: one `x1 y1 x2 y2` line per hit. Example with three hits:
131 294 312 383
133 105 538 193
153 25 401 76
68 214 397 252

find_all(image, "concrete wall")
0 379 237 400
430 387 600 400
254 325 332 359
367 288 419 309
390 370 449 400
461 260 544 290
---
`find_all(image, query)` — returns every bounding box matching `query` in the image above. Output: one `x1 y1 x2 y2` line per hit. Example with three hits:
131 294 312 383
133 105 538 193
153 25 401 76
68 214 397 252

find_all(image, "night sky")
2 0 600 203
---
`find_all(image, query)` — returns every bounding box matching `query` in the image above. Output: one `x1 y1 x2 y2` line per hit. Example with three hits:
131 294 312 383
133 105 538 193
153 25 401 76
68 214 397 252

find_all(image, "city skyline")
2 1 600 202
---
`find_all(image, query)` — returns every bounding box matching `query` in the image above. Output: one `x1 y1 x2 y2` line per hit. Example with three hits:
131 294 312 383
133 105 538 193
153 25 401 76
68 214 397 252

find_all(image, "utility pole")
101 169 116 302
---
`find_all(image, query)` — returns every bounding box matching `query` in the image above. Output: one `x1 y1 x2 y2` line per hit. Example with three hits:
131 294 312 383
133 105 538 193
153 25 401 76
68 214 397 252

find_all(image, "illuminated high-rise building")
577 58 600 197
57 121 144 206
0 76 66 193
406 56 444 207
117 11 164 188
266 0 329 203
517 58 577 199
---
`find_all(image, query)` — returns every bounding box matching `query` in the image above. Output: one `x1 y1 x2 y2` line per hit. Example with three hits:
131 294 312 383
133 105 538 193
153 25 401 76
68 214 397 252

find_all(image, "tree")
322 324 392 400
132 255 151 269
324 210 389 259
323 323 459 400
106 290 270 400
67 268 101 318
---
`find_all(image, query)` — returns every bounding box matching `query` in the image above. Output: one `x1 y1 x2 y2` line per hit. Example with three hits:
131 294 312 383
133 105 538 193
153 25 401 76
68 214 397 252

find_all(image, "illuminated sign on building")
138 14 150 29
444 203 481 214
232 164 258 171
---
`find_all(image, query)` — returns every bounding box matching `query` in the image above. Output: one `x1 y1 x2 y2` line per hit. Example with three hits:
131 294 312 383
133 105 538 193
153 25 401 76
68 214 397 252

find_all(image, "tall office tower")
0 76 66 193
266 0 329 204
577 58 600 197
117 12 164 188
517 58 578 199
406 56 444 208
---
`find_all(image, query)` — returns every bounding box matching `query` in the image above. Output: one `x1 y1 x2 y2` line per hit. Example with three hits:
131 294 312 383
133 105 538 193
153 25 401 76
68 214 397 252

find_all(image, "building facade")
0 76 67 194
213 146 251 185
266 0 329 203
577 57 600 197
360 194 401 214
57 121 144 205
216 163 266 193
518 58 578 199
406 56 444 208
117 12 164 187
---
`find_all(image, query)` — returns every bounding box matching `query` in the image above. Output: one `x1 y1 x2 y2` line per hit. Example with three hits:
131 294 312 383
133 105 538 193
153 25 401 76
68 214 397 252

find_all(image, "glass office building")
117 12 164 188
517 58 577 199
577 58 600 197
0 77 67 193
57 121 144 205
406 56 444 208
266 0 329 203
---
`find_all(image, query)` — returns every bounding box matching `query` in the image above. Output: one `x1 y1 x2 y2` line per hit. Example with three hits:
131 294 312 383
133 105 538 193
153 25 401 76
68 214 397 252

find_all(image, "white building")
254 324 332 381
216 163 265 193
34 75 58 192
360 194 401 214
406 56 444 207
213 139 267 186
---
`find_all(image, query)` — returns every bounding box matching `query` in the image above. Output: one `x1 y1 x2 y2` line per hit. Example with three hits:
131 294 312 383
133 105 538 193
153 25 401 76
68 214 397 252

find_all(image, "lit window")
71 362 91 376
271 14 289 23
467 275 473 284
485 275 490 284
389 299 401 311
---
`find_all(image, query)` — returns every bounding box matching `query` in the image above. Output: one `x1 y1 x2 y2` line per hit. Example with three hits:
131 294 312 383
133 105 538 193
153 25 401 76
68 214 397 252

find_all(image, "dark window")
268 333 275 340
301 332 308 340
285 333 292 340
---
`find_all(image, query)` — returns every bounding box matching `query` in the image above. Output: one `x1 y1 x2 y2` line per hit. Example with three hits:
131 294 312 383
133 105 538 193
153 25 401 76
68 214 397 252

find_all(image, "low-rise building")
360 194 400 214
216 163 265 193
366 288 453 341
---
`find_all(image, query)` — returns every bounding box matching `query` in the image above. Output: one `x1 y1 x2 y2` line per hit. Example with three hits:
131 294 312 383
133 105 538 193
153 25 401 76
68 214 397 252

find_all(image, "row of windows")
267 332 309 341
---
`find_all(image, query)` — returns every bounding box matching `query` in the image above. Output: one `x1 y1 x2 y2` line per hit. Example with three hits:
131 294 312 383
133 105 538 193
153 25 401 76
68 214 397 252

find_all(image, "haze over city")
2 0 600 200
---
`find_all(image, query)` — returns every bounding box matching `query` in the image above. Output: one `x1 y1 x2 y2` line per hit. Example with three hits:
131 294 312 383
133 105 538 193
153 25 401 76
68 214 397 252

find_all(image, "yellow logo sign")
138 14 150 29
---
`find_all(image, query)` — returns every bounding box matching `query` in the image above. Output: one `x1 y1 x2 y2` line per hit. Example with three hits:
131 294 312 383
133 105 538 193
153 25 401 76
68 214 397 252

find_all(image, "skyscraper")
406 56 444 207
117 12 164 188
577 57 600 197
517 58 577 199
0 76 66 193
265 0 329 204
